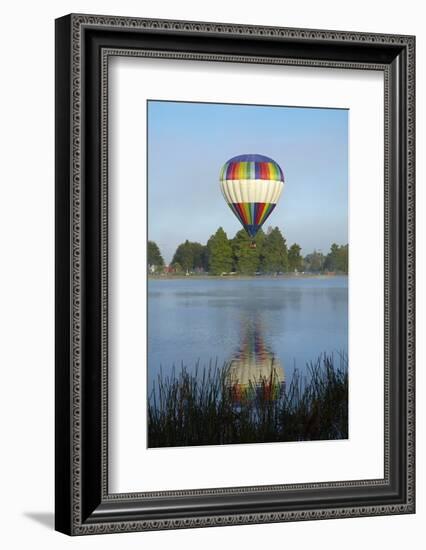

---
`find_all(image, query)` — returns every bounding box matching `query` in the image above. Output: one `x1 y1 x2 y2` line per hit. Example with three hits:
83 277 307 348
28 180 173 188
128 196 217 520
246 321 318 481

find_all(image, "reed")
148 352 348 447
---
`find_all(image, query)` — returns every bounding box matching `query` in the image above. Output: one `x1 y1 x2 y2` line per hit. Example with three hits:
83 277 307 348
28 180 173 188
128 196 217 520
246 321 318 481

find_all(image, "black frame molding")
55 14 415 535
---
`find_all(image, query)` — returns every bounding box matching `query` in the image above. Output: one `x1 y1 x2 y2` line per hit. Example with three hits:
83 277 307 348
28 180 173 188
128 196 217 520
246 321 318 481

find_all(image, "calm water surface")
147 276 348 391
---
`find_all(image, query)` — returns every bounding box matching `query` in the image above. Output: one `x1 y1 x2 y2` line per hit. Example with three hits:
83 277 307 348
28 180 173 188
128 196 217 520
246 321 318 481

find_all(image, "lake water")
147 276 348 393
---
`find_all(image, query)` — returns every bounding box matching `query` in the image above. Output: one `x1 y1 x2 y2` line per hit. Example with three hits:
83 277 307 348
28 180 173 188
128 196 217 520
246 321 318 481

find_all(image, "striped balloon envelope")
219 154 285 241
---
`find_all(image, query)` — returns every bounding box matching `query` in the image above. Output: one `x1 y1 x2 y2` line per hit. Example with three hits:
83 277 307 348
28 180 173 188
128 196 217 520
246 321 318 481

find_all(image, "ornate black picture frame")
55 13 415 535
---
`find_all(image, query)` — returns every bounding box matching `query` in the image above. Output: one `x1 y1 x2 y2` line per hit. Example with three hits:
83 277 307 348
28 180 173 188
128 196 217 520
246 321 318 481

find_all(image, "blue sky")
148 100 348 264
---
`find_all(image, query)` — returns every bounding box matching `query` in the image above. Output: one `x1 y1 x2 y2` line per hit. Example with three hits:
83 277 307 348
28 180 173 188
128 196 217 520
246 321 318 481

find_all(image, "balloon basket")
249 241 257 249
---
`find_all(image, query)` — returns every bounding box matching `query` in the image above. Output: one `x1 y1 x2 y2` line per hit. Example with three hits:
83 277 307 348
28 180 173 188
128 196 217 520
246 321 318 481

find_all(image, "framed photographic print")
55 14 415 535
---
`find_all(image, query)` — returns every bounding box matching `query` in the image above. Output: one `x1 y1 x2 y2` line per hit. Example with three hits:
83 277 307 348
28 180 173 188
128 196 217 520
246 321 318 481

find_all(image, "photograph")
51 8 415 539
147 100 349 448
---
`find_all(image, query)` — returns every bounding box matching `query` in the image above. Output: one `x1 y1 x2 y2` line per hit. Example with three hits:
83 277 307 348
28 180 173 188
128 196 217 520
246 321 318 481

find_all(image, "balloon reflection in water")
226 320 285 404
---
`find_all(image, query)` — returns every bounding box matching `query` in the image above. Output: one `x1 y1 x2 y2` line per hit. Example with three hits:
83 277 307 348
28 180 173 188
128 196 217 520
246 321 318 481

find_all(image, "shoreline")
148 273 348 281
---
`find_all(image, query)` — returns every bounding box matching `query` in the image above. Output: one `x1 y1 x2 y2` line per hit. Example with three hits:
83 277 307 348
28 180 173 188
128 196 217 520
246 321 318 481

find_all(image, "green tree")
147 241 164 271
338 244 349 273
231 229 260 274
171 240 193 271
324 243 349 274
324 243 340 271
304 250 325 273
288 243 303 272
207 227 233 275
171 241 209 272
191 242 208 271
260 227 288 273
254 228 266 258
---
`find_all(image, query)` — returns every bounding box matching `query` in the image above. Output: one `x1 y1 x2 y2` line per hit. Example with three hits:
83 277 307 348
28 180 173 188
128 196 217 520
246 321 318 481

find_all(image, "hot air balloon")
219 154 285 247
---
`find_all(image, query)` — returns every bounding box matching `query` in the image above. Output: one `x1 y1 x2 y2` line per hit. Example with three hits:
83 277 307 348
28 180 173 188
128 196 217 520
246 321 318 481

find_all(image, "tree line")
148 228 348 276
